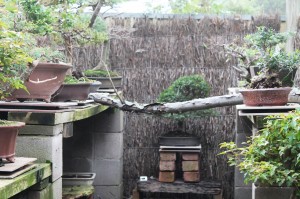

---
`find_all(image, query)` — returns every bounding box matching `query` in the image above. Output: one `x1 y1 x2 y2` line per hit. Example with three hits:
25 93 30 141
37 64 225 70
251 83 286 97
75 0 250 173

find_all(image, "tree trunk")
89 1 103 28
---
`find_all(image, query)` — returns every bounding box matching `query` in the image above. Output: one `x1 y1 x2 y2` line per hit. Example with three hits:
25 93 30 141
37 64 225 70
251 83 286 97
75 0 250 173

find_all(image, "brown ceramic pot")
9 62 72 102
0 121 25 163
52 82 101 102
240 87 292 106
86 77 122 89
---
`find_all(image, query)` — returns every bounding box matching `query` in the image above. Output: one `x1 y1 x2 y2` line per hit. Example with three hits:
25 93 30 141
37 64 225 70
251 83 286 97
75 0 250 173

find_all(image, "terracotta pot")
9 62 72 102
240 87 292 106
0 122 25 163
52 82 101 102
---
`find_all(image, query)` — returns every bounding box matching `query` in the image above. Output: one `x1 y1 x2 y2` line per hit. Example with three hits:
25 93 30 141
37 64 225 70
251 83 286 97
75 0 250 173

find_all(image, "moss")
84 69 119 77
0 120 19 126
64 76 94 84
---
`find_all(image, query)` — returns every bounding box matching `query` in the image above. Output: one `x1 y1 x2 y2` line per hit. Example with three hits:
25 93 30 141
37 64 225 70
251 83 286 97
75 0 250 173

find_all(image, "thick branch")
90 93 244 114
89 0 103 28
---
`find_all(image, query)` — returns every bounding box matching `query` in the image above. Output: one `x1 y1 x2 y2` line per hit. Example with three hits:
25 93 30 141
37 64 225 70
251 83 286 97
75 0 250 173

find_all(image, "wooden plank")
137 179 221 195
0 163 51 198
0 157 37 172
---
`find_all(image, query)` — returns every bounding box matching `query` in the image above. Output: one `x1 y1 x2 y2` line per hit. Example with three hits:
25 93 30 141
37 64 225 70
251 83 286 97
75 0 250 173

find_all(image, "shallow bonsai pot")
52 82 99 102
9 62 72 102
159 137 200 146
87 76 122 89
0 122 25 163
62 172 96 186
89 82 102 93
240 87 292 106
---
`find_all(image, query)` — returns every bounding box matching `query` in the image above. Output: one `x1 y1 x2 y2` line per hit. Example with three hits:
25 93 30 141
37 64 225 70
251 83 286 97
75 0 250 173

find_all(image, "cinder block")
28 177 62 199
252 184 295 199
19 124 63 136
182 161 199 171
182 153 199 161
159 161 175 171
159 171 175 182
234 167 251 187
160 152 176 161
235 187 252 199
63 157 93 172
94 184 123 199
92 109 124 133
235 132 250 148
183 172 200 182
16 134 62 182
93 159 123 186
94 133 123 160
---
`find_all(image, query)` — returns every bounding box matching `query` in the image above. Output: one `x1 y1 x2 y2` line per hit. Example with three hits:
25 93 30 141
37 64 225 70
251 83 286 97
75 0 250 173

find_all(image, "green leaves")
220 110 300 188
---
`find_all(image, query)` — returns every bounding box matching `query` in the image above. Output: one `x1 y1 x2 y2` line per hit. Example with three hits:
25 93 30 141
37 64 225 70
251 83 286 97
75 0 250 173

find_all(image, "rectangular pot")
62 172 96 186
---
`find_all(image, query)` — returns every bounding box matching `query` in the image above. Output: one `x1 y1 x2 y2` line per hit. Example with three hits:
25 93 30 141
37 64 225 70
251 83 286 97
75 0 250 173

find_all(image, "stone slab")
94 184 123 199
0 157 36 173
252 184 295 199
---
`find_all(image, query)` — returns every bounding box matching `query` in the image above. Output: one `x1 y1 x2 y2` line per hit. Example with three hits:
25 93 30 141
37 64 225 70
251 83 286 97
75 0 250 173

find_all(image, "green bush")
220 110 300 188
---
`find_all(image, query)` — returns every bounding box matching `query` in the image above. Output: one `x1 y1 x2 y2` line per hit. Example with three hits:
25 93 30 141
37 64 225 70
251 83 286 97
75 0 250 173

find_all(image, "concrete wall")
63 108 124 199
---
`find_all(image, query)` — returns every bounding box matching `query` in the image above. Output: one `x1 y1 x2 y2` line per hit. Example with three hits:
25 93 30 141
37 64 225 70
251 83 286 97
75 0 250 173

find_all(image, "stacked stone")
158 152 176 182
182 153 200 182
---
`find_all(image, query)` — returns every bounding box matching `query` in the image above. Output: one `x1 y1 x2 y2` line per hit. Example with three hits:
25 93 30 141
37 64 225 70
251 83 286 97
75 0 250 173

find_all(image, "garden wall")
73 14 281 199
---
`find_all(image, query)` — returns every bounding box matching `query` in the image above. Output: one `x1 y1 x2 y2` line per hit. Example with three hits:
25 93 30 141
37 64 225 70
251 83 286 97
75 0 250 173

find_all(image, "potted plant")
220 110 300 199
226 26 300 106
84 69 122 89
0 15 28 163
52 75 101 102
157 75 213 146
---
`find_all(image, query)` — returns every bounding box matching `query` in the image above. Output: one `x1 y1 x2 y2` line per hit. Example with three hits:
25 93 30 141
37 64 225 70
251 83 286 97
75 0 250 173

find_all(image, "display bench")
0 101 111 199
234 104 300 199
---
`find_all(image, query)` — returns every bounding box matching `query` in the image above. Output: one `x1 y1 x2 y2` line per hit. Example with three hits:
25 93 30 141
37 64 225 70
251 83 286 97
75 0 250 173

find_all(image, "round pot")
0 121 25 163
240 87 292 106
9 62 72 102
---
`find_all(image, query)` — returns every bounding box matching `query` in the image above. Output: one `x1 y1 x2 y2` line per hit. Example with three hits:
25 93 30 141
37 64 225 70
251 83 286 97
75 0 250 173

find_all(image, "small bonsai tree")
226 26 300 88
157 75 213 133
220 110 300 191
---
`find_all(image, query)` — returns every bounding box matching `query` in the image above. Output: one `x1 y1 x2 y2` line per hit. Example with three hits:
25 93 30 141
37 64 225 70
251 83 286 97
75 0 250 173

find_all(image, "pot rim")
0 121 25 128
239 87 292 92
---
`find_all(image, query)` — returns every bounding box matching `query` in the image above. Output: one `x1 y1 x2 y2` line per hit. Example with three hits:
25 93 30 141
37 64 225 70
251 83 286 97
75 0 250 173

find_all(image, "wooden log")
137 179 222 195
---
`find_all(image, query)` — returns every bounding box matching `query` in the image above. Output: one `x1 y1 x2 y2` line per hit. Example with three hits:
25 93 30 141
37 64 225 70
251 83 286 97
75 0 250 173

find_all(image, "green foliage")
0 20 34 98
84 69 120 77
63 75 94 84
220 110 300 188
157 75 213 119
226 27 300 88
0 120 19 126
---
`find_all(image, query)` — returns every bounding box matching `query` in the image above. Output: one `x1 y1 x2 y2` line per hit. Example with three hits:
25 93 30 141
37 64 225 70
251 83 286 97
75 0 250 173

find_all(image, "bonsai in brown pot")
226 27 300 106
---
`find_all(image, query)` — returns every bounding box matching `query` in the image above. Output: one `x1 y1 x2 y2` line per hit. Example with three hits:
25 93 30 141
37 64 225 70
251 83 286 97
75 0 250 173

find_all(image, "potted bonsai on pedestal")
220 110 300 199
226 26 300 106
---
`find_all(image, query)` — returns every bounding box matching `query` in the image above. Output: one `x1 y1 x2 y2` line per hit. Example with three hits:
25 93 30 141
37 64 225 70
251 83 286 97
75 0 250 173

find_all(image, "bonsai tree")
157 75 213 133
220 110 300 195
226 26 300 88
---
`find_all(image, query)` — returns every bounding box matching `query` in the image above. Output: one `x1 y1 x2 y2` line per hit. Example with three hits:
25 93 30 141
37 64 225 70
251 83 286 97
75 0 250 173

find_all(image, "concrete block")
93 109 124 133
94 133 123 160
235 132 250 148
28 177 62 199
16 134 63 182
19 124 63 136
182 161 199 171
63 157 93 172
235 187 252 199
159 161 175 171
182 153 199 161
160 152 176 161
234 167 251 187
93 159 123 186
183 171 200 182
63 123 73 138
252 184 296 199
94 184 123 199
159 171 175 182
